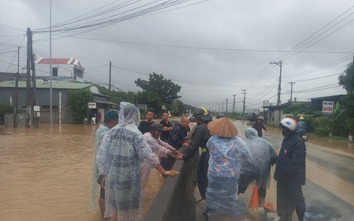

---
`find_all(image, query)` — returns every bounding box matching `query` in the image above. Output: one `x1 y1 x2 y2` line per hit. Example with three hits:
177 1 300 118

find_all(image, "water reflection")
0 124 163 221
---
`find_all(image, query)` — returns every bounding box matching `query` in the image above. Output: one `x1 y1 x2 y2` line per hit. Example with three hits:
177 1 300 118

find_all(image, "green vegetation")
98 73 186 116
280 61 354 137
135 73 181 114
68 89 93 124
337 61 354 135
0 104 13 125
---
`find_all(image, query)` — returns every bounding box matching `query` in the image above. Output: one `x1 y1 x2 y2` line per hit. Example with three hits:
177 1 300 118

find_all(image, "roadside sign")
322 101 334 114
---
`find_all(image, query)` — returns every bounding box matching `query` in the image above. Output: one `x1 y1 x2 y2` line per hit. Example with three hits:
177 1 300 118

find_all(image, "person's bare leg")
99 197 105 219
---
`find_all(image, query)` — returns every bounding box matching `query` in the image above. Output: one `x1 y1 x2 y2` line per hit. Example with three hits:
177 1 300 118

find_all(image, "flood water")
0 124 164 221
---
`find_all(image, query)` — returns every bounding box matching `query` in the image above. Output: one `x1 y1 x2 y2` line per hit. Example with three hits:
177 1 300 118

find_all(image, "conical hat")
207 117 238 138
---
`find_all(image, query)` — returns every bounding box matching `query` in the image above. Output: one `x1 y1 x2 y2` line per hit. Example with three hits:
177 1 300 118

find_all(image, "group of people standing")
91 102 307 221
179 108 306 221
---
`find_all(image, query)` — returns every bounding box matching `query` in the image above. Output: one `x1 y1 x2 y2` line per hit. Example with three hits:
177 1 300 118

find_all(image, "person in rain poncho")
96 102 169 221
206 117 250 219
238 128 277 207
90 111 119 219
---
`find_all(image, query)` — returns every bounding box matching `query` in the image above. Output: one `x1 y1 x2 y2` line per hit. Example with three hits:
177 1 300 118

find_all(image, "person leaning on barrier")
206 117 250 219
275 117 306 221
179 107 212 200
142 123 182 179
168 115 190 150
96 102 171 221
159 115 190 170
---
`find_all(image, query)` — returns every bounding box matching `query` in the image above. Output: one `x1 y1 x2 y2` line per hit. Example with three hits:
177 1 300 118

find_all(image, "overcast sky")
1 0 353 112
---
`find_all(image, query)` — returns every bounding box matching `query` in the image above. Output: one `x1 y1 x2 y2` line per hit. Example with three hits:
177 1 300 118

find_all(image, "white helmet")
280 117 298 131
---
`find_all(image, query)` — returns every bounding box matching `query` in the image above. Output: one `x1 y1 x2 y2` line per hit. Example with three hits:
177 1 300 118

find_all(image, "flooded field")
0 124 164 221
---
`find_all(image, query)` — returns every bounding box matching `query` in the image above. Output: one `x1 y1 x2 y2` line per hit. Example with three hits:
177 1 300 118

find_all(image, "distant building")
310 94 346 114
36 57 85 82
0 80 114 125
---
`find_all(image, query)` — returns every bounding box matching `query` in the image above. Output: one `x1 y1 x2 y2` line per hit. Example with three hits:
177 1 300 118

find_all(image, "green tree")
98 86 137 105
338 61 354 134
68 89 93 124
136 91 162 114
282 101 313 116
135 73 181 104
339 61 354 95
170 99 184 116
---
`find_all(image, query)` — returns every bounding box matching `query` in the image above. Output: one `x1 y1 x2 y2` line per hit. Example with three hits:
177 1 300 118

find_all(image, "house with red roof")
36 57 85 82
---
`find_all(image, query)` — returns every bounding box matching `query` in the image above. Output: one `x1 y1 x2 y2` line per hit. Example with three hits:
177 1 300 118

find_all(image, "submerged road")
235 121 354 220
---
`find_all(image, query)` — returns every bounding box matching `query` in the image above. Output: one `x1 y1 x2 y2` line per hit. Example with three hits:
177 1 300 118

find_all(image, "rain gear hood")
238 128 277 193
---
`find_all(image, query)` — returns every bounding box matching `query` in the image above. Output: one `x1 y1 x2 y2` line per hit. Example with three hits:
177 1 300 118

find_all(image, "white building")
36 57 85 82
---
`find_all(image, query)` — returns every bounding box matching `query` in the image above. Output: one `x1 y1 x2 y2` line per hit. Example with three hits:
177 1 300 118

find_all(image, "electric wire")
272 6 354 62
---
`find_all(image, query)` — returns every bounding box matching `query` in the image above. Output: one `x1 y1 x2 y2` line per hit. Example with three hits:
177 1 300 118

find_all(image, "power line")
33 0 204 34
273 6 354 61
57 35 354 54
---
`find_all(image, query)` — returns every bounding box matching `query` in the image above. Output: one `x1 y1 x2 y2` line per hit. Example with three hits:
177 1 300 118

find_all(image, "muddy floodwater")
0 124 164 221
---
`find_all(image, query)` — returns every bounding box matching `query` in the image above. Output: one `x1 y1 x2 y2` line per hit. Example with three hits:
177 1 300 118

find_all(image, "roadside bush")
68 89 93 124
267 122 280 128
0 104 13 125
312 115 334 136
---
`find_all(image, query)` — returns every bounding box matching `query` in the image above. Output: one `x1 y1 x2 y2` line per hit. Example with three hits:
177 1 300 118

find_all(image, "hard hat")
299 116 304 120
280 117 298 131
193 107 209 116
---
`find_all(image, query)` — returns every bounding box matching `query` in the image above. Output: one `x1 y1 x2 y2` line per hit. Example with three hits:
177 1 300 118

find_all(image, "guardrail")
144 151 199 221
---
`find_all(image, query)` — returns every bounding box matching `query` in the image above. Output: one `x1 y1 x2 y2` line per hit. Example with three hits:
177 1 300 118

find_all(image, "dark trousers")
277 181 306 221
197 152 209 199
160 156 176 170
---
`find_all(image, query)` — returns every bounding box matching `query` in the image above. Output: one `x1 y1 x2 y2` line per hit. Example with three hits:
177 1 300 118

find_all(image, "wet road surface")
236 121 354 220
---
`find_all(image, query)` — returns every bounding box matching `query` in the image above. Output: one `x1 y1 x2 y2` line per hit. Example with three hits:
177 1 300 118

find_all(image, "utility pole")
26 27 32 128
221 101 224 112
14 46 20 128
241 89 246 122
109 61 112 100
218 103 221 112
288 82 296 103
225 98 228 113
270 60 282 121
49 0 53 128
232 94 236 113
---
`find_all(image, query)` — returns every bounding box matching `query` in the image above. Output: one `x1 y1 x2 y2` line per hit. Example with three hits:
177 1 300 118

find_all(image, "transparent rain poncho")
239 128 277 193
96 102 159 220
206 135 250 217
90 123 110 210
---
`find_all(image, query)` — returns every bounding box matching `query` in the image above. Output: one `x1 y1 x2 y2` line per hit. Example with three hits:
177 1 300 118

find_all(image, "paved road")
235 121 354 220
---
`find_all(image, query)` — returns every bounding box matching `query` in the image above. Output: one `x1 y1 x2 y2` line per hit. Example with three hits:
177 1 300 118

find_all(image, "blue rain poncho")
96 102 159 220
238 128 277 193
206 135 250 216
